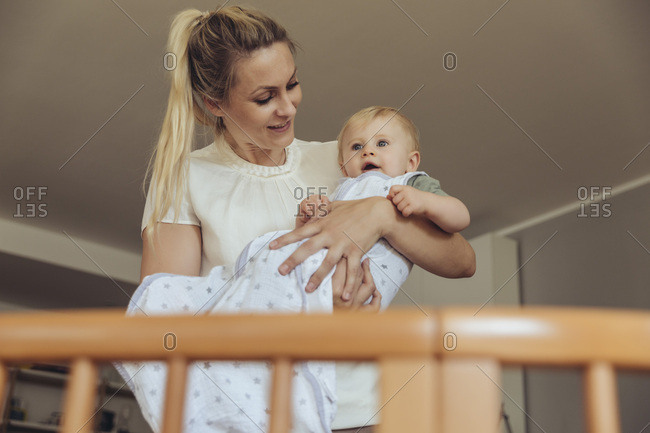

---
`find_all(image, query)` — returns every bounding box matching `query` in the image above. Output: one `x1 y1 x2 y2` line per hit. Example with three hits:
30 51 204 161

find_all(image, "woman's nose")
276 91 297 117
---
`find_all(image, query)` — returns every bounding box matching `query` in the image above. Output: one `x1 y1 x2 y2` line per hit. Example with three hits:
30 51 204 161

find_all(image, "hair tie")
195 11 210 26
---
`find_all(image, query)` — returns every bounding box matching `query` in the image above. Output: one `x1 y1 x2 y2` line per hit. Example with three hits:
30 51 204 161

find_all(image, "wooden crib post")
378 357 437 433
584 361 621 433
269 357 292 433
441 358 501 433
60 357 98 433
0 362 9 432
161 356 189 433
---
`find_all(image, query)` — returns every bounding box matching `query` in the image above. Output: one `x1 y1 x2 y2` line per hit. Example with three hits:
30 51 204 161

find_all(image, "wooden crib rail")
0 306 648 433
441 307 650 368
0 308 435 362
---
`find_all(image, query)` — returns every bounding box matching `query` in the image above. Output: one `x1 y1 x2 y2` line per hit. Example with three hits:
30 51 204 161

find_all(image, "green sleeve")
406 174 449 196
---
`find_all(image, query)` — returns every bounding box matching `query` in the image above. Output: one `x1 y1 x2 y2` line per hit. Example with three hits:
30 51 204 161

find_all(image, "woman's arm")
269 196 476 297
140 223 202 283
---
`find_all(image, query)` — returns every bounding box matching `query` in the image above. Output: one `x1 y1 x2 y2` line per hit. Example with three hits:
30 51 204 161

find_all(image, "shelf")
2 365 146 433
6 420 59 432
15 369 67 386
10 368 133 397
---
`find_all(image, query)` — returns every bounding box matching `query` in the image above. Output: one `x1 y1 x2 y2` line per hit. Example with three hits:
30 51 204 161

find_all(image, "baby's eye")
352 143 363 151
377 140 388 147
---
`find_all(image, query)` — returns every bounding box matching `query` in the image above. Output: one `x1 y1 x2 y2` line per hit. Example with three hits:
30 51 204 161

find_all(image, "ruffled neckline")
211 135 299 178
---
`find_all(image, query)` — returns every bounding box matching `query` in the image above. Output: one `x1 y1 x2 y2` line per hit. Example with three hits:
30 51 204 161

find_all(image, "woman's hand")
270 196 391 300
331 258 381 311
295 194 331 228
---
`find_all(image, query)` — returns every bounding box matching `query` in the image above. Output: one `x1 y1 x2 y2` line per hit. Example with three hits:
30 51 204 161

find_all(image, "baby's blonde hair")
336 106 420 164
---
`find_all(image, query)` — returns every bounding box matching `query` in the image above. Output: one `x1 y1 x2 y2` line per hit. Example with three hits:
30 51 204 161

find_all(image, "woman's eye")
255 82 299 105
255 95 272 105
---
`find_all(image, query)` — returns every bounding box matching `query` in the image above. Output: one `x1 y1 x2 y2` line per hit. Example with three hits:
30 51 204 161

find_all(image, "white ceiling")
1 0 649 308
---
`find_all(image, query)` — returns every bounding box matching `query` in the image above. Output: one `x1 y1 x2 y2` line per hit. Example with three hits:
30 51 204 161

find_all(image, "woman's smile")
268 119 291 132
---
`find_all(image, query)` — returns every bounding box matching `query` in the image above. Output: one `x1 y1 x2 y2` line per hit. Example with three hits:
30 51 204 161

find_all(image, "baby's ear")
406 151 421 172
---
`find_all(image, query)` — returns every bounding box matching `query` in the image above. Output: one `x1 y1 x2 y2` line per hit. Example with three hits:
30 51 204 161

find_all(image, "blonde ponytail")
142 9 204 249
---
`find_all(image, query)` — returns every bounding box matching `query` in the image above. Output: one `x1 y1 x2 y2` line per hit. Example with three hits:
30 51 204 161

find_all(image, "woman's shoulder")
292 138 338 160
186 138 336 161
293 138 337 148
189 142 219 160
182 138 339 180
186 142 231 170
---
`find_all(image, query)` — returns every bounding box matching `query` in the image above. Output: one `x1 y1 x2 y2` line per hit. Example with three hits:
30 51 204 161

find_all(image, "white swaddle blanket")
114 171 425 433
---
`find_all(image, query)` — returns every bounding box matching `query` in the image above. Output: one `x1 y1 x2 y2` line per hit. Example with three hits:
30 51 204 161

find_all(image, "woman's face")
210 42 302 156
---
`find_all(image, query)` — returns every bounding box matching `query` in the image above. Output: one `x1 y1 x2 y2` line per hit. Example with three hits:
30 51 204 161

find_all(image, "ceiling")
1 0 648 308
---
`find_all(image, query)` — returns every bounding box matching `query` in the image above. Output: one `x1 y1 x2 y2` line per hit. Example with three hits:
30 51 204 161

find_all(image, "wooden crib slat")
60 358 98 433
441 358 501 433
0 362 9 425
269 358 292 433
378 357 437 433
585 362 621 433
161 356 188 433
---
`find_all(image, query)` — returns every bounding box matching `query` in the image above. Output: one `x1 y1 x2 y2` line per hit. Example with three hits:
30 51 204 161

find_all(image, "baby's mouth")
362 162 380 172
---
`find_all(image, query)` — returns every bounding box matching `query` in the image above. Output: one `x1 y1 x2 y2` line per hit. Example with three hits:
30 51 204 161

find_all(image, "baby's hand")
386 185 426 218
297 194 331 225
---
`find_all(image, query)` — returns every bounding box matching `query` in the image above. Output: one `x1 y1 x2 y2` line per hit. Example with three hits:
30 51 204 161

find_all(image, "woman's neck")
223 132 287 167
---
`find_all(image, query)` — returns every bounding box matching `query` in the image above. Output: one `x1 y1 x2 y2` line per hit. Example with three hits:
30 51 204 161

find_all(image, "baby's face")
338 115 420 178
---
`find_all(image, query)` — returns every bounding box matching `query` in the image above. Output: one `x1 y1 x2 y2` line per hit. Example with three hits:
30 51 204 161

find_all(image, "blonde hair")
143 6 297 248
336 106 420 164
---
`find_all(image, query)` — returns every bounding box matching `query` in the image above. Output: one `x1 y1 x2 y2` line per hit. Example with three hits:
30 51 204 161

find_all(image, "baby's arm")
295 194 332 228
387 185 470 233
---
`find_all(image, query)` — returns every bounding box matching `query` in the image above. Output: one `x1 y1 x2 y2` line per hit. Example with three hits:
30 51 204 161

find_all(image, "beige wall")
507 183 650 433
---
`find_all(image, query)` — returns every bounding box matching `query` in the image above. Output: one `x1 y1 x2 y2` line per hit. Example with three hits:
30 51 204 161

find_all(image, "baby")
295 105 469 306
115 106 469 433
297 104 469 254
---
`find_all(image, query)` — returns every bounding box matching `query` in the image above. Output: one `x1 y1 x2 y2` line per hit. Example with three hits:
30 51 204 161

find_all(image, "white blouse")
141 135 379 429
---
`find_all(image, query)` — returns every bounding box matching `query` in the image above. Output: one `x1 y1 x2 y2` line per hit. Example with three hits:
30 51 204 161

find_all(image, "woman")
139 6 475 432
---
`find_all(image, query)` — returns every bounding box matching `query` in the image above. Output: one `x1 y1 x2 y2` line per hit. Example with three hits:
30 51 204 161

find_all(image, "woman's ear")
406 151 421 172
203 96 225 117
